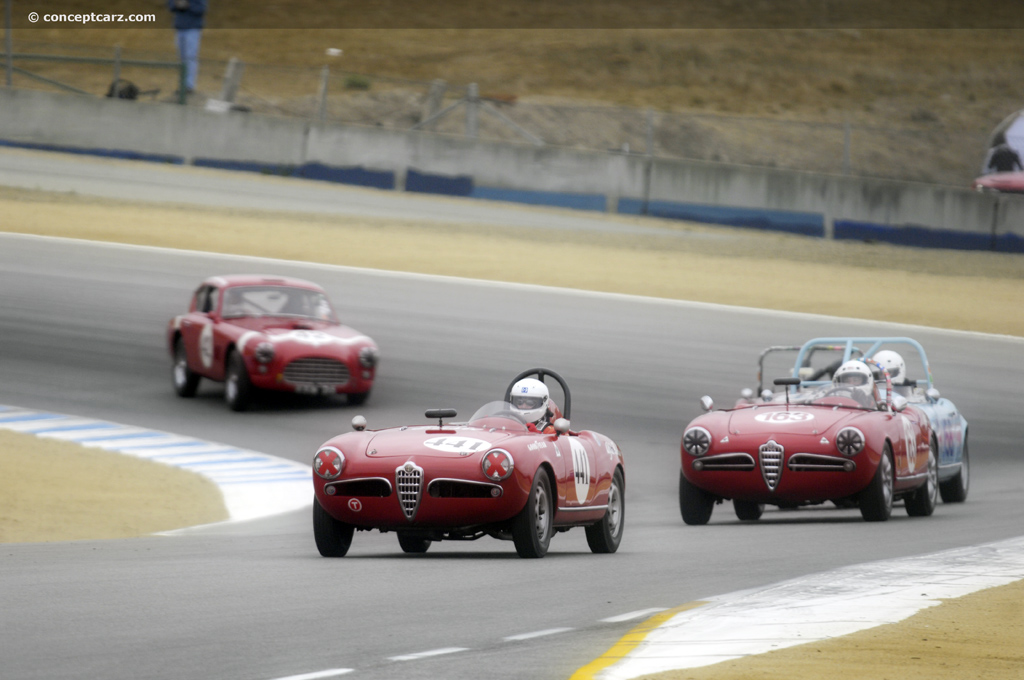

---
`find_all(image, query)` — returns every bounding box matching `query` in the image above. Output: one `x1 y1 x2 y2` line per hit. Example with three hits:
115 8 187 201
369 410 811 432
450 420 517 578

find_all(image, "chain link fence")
5 43 990 187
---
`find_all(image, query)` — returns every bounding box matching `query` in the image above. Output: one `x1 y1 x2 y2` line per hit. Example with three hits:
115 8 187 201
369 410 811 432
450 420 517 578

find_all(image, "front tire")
679 470 715 525
224 350 253 412
313 498 355 557
586 468 624 554
860 444 894 522
397 531 431 554
940 436 970 503
512 470 553 558
905 437 939 517
733 499 765 521
172 338 200 398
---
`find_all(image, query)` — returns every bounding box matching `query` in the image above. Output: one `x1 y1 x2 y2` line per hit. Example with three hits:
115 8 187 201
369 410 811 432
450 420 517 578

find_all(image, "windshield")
221 286 338 322
788 382 880 410
468 401 530 428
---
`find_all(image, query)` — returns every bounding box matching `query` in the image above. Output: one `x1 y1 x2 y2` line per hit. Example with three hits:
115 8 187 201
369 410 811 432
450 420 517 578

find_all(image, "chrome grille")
395 463 424 520
759 440 784 490
283 357 350 385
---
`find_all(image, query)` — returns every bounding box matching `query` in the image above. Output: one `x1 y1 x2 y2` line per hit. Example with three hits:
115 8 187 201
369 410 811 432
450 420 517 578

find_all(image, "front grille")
283 357 350 385
699 453 756 471
788 453 854 472
396 463 424 520
760 440 784 490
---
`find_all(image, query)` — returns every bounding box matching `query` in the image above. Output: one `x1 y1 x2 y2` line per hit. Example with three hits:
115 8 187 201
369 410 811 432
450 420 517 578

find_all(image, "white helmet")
833 360 875 402
872 350 906 384
510 378 551 424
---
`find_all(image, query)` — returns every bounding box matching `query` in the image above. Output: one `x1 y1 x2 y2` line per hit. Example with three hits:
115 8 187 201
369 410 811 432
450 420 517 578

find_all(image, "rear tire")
586 468 624 554
313 498 354 557
679 470 715 525
224 350 253 412
905 437 939 517
172 338 200 398
733 499 765 521
939 436 969 503
860 444 894 522
512 471 553 558
397 531 431 554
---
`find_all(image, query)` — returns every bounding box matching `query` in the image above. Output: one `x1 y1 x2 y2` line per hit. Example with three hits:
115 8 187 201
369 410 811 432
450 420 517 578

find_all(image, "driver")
872 350 908 386
831 360 877 408
510 378 561 434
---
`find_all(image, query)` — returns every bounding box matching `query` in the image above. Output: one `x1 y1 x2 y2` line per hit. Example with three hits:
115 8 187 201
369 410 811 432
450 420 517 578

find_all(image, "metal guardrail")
5 51 186 103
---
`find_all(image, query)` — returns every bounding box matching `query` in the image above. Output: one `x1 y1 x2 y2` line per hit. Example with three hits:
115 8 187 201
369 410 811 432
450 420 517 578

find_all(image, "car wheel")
172 338 200 398
313 498 355 557
512 470 553 558
905 437 939 517
679 470 715 526
224 350 253 412
860 444 894 522
733 499 765 521
397 531 431 554
347 390 371 406
586 468 624 554
939 436 970 503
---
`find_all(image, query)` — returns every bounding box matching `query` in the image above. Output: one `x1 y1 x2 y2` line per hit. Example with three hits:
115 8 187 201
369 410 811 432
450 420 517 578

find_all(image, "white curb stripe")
388 647 469 662
0 404 312 524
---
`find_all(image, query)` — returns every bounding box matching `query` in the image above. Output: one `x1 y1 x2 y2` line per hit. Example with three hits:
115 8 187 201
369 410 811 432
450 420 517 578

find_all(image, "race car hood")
721 404 873 438
361 426 522 459
236 323 375 353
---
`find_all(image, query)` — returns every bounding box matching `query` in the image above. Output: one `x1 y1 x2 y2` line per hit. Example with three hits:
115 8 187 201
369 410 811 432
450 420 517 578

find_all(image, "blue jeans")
175 28 202 91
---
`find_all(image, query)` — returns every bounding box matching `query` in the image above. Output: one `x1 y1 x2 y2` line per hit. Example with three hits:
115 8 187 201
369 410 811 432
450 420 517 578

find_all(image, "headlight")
682 427 712 456
359 346 379 368
481 449 514 481
254 341 275 364
313 446 345 479
835 427 865 456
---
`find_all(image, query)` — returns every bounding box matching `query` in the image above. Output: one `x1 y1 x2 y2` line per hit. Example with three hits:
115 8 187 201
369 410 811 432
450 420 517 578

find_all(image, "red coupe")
679 341 939 524
312 369 625 558
168 275 379 411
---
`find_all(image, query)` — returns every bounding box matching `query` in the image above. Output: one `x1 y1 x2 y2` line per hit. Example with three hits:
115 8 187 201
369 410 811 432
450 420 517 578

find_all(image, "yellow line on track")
569 601 708 680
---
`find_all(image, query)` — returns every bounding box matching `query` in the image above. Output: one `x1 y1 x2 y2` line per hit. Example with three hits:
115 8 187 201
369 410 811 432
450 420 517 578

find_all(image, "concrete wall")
1 88 1021 249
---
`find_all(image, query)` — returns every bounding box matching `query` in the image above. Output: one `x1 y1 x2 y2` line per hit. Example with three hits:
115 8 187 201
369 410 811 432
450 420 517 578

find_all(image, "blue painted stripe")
170 456 271 467
0 413 64 423
406 169 473 197
148 449 245 461
0 139 184 164
619 198 825 237
834 220 1024 253
28 422 120 434
470 186 606 212
71 431 172 443
114 440 210 451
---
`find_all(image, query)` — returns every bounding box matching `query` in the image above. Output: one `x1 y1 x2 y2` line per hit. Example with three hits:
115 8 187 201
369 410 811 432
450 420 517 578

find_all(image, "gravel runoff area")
1 167 1022 680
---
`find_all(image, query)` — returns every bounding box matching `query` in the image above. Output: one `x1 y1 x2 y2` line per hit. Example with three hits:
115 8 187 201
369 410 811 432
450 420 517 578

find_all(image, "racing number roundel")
568 438 591 503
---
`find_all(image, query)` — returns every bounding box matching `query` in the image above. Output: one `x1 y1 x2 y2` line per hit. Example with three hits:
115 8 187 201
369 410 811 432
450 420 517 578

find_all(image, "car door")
179 284 219 378
556 434 598 506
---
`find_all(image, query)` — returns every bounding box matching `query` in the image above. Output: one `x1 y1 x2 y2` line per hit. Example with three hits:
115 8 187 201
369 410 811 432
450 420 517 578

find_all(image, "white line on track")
599 608 668 623
388 647 469 662
265 669 354 680
503 627 575 641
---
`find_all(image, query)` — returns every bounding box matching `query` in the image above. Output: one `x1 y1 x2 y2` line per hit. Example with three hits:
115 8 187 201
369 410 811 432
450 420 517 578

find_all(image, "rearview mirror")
700 395 714 412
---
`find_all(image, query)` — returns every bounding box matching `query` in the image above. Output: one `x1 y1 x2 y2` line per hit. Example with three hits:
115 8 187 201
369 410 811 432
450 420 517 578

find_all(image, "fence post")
466 82 479 139
420 79 446 129
4 0 11 88
219 57 244 103
843 118 851 175
645 107 654 155
112 45 121 87
316 65 329 122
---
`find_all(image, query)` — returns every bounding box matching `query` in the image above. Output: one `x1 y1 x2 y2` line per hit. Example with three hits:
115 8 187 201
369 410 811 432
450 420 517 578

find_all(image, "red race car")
679 342 938 524
312 369 625 558
168 275 379 411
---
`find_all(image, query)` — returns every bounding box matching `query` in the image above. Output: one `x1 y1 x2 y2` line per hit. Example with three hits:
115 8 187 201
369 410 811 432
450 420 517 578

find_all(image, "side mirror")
700 395 714 412
926 387 941 402
891 393 908 412
740 388 753 400
553 418 571 435
351 415 367 431
760 389 773 402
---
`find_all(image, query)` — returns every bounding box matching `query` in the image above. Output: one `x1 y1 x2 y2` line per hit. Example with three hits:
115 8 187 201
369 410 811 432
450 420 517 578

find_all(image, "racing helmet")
872 350 906 384
833 360 875 401
510 378 551 424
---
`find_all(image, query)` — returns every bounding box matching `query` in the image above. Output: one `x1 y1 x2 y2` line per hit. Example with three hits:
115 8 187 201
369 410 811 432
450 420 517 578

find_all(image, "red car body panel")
682 397 931 504
167 275 377 398
314 418 623 532
972 171 1024 194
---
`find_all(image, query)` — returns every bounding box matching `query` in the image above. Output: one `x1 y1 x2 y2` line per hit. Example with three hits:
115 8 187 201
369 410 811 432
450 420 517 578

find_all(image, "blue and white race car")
741 336 969 504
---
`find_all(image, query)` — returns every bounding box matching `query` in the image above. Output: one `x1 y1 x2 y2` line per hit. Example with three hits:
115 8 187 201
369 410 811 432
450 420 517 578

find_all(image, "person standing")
168 0 206 95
